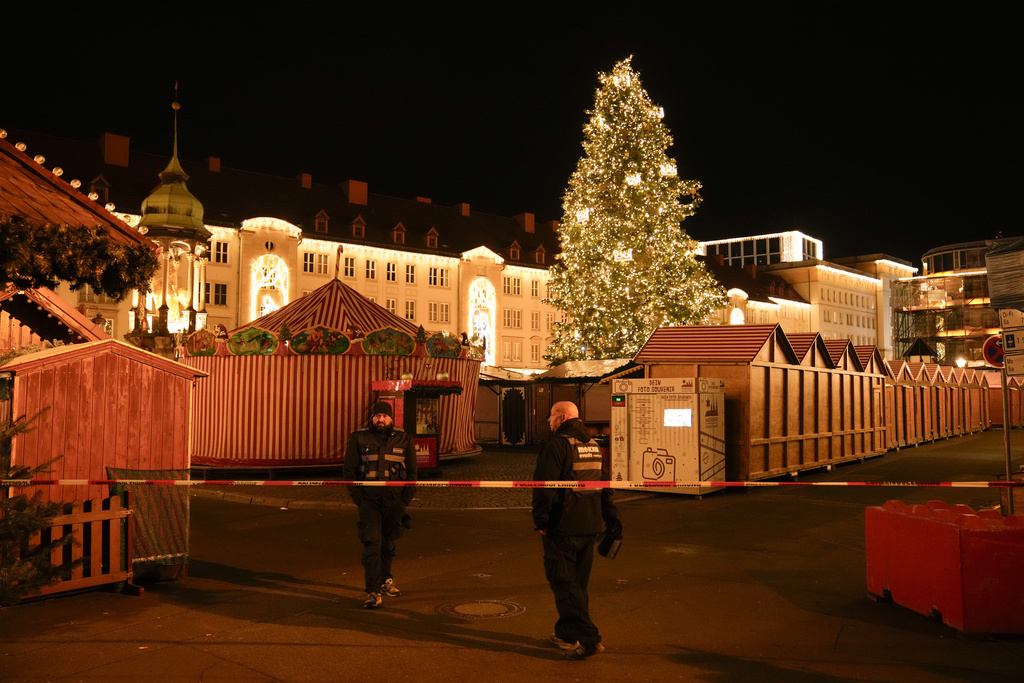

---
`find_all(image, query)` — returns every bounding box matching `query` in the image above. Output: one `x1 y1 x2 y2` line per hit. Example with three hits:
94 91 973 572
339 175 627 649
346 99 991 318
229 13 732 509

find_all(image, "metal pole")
1002 366 1014 515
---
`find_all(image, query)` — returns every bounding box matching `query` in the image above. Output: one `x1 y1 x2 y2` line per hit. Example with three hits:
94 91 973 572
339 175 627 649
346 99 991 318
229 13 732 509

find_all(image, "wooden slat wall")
186 353 480 467
10 349 194 502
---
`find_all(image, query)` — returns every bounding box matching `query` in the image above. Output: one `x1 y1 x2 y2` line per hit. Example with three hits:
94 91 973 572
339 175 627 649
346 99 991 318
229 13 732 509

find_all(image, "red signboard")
414 437 438 469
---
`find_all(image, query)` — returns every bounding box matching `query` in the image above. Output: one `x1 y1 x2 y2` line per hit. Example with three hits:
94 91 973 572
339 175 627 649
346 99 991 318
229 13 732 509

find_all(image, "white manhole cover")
437 600 526 620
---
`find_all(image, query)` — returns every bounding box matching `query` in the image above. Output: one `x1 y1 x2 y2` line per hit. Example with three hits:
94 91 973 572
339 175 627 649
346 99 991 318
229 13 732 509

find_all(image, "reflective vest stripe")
383 454 406 463
573 461 602 471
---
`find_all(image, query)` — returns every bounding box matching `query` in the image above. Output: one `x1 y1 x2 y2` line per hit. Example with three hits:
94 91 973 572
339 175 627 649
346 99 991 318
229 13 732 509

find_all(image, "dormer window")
534 246 546 264
426 227 439 249
509 240 521 260
314 209 329 234
352 216 366 239
89 175 110 203
393 223 406 245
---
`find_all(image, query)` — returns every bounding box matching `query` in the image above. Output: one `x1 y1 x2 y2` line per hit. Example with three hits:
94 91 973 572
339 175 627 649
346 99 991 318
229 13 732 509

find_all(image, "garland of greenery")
0 213 159 301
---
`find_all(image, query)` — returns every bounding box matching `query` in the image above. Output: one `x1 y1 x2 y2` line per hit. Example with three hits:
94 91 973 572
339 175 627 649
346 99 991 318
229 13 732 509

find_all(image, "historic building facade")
11 129 560 371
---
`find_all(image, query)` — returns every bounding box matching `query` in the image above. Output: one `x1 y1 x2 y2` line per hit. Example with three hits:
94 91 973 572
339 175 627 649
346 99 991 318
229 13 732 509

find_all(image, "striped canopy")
238 278 418 337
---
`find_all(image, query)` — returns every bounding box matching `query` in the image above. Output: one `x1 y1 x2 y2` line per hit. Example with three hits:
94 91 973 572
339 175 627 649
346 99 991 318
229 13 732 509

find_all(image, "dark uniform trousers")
356 490 406 593
542 532 600 646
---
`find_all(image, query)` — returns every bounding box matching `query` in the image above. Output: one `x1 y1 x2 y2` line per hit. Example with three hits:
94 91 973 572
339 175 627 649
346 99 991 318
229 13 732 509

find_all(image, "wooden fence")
27 495 134 598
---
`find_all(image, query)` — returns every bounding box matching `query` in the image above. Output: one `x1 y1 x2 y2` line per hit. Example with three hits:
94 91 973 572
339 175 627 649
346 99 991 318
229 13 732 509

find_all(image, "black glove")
401 513 413 530
605 517 623 540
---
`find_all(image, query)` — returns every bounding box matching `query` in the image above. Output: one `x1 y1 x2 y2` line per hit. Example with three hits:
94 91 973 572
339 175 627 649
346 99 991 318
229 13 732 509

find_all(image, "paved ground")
2 430 1024 682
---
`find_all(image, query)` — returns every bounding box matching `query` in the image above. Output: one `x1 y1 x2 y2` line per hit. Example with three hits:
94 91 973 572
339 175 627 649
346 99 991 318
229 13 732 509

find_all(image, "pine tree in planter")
545 58 727 363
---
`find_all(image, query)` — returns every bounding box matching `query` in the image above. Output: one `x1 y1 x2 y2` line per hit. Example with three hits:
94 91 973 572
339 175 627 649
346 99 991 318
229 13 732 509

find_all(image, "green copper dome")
137 103 211 241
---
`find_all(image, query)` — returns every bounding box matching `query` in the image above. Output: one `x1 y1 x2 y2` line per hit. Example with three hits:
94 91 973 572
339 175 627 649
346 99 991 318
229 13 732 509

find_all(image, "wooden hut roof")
822 339 861 370
1 338 206 379
0 286 108 348
853 345 885 374
884 358 908 381
535 358 637 381
239 278 418 337
634 324 798 364
905 362 927 382
0 135 153 249
786 332 834 367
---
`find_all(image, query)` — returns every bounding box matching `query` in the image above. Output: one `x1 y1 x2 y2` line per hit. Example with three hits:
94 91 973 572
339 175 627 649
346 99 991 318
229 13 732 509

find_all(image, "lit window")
428 267 450 287
213 241 229 264
204 282 228 306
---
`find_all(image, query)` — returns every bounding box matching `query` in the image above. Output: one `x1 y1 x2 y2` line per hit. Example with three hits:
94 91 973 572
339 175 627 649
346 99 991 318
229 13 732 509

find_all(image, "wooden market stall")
184 278 481 470
3 339 205 503
632 324 887 481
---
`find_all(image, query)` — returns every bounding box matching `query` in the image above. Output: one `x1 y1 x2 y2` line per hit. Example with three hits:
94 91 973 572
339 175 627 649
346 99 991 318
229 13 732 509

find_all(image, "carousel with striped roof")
182 274 481 470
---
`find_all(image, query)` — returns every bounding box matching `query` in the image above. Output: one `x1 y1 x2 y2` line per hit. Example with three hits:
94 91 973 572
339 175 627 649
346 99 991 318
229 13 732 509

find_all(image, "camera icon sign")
641 447 676 482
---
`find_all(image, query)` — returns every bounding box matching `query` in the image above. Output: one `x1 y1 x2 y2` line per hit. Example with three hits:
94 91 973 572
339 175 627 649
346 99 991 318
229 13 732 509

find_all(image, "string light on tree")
545 57 726 363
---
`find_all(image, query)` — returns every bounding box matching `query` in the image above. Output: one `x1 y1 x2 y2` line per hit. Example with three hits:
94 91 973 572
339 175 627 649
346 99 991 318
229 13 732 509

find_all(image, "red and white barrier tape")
2 479 1022 489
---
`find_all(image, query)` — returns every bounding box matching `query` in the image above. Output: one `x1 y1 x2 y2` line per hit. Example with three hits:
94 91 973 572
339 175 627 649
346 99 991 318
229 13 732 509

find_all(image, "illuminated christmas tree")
545 58 726 363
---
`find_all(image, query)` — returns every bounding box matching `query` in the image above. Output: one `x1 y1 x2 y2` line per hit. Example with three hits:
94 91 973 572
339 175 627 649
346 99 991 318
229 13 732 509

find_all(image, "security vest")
354 428 411 481
562 435 603 491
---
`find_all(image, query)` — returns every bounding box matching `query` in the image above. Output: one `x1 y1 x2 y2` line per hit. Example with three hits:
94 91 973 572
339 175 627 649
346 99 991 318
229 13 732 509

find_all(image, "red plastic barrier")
866 500 1024 634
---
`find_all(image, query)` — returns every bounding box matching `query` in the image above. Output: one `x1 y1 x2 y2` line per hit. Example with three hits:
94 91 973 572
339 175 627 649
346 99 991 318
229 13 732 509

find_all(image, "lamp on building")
956 358 967 368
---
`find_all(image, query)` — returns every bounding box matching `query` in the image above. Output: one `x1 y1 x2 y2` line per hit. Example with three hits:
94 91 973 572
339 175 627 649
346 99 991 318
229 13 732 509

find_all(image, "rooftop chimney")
714 253 725 266
208 156 221 172
341 179 368 205
515 212 535 233
745 264 757 278
300 173 312 189
455 202 470 216
541 219 559 233
98 133 129 167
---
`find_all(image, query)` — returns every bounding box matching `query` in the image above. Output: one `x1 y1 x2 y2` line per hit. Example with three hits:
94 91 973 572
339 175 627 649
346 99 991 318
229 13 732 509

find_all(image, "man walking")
344 401 417 609
532 401 621 659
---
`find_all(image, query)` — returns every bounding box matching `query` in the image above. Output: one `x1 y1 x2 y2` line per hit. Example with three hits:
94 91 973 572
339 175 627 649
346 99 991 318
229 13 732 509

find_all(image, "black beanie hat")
370 401 394 419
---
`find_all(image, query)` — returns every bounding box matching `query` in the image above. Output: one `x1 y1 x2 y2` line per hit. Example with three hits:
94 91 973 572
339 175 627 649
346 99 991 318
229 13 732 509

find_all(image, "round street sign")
983 335 1005 368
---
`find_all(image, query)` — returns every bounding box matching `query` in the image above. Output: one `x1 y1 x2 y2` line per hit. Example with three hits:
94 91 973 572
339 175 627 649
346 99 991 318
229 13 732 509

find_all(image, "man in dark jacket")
532 401 621 660
344 401 417 609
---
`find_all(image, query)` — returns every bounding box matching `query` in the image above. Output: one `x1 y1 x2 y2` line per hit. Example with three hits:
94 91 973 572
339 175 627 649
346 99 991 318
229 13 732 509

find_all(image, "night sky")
4 4 1020 265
